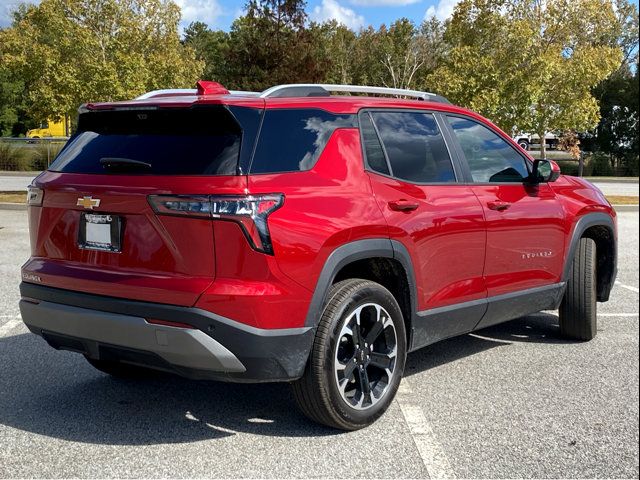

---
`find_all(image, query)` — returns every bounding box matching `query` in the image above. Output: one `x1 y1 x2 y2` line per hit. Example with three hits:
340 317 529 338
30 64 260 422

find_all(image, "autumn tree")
0 0 203 124
429 0 622 158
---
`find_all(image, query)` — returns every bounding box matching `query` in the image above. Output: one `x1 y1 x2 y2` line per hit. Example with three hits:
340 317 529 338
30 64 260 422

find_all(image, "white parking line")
598 313 639 317
396 378 456 479
0 318 22 338
616 281 639 294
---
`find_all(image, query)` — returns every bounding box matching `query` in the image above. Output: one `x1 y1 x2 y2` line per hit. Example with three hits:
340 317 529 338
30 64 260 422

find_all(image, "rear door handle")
487 201 512 211
389 200 419 212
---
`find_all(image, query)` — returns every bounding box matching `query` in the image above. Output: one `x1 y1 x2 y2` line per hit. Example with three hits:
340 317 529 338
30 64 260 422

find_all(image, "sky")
0 0 461 31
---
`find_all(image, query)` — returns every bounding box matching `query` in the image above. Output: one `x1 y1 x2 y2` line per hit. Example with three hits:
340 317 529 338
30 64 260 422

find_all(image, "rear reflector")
146 319 196 329
27 185 44 206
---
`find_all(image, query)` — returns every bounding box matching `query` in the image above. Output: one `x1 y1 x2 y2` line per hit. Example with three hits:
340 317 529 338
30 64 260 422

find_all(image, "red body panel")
22 94 616 331
471 183 567 296
25 172 246 306
367 173 487 310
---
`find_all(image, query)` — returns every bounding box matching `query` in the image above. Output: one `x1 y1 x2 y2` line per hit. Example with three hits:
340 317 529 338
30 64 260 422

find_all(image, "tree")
429 0 622 158
0 0 203 124
184 21 230 84
0 69 22 136
376 18 448 91
590 0 638 173
593 64 639 173
324 22 358 84
224 0 331 90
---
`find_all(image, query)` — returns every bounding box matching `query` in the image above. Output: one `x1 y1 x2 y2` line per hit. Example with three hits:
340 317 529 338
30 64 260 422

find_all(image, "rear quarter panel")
248 128 389 294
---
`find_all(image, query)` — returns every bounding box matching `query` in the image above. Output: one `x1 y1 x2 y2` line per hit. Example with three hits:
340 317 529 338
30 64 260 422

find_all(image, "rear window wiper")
100 157 152 170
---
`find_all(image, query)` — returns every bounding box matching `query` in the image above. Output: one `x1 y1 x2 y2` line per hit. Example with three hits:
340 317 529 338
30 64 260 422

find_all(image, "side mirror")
530 159 561 183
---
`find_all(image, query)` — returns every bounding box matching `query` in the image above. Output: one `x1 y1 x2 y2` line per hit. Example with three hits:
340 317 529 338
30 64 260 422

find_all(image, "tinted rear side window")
360 112 390 175
49 106 245 175
250 109 356 174
370 111 455 184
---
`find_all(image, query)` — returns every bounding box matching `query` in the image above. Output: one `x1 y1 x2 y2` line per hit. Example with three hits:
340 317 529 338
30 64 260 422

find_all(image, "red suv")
20 82 617 430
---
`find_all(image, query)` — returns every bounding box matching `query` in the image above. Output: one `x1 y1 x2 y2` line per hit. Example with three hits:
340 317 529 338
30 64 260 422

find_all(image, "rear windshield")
49 106 245 175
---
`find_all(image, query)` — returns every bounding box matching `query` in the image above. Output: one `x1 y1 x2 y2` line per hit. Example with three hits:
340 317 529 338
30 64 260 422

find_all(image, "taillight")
27 185 44 206
148 194 284 255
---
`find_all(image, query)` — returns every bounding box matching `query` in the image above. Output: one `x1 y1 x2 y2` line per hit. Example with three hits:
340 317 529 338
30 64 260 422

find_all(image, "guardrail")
0 137 69 171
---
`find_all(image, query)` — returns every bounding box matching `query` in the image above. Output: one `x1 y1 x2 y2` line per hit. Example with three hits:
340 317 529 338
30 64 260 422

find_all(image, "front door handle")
487 201 512 211
389 200 419 212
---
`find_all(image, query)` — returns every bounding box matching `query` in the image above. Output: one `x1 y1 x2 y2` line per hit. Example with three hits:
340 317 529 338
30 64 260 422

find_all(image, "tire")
85 357 161 379
518 140 530 150
559 237 597 341
292 279 407 430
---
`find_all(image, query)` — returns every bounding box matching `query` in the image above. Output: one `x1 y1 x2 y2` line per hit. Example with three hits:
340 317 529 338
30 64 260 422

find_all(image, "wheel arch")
304 239 418 345
564 213 617 302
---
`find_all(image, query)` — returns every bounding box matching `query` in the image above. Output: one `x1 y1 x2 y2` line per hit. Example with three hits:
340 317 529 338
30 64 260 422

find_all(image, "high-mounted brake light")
196 80 230 96
148 194 284 255
27 185 44 206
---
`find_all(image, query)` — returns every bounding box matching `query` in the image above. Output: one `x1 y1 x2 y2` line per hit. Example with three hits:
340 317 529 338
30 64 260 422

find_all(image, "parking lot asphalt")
0 210 638 479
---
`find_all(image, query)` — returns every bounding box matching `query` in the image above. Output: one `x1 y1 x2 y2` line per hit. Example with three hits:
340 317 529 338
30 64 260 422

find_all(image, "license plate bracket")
78 213 123 252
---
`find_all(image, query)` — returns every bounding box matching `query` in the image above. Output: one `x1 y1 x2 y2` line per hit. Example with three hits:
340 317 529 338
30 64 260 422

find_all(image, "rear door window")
360 112 390 175
369 111 456 184
49 106 246 175
250 109 356 174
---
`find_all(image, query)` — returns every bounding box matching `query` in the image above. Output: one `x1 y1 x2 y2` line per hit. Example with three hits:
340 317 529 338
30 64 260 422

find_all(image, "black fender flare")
563 212 617 302
303 239 418 329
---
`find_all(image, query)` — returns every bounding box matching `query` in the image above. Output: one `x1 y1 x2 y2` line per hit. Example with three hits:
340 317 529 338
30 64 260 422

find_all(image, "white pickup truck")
513 132 560 151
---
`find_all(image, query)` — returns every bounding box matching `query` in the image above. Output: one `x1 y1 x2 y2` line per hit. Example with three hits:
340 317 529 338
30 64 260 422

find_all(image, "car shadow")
404 312 568 377
0 312 567 445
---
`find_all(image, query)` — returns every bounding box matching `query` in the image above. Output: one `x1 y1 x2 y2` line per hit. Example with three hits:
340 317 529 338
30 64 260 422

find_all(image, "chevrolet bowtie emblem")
77 196 101 210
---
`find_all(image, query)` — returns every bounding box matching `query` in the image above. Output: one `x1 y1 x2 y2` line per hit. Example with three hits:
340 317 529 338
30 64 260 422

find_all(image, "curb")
585 177 639 184
0 203 27 211
613 205 639 212
0 171 41 177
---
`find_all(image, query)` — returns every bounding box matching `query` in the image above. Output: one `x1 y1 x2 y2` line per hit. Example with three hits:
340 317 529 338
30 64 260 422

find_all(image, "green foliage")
0 67 26 136
587 152 615 176
428 0 622 158
1 0 636 178
0 141 64 171
555 160 580 176
184 21 230 83
0 0 203 122
0 143 30 171
221 0 333 90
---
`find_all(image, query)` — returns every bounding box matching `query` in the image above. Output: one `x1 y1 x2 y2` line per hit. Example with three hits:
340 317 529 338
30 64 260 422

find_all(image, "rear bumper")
19 283 314 383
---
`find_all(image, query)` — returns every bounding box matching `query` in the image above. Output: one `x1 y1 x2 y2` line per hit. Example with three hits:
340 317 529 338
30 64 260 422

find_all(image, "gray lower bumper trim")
20 299 246 373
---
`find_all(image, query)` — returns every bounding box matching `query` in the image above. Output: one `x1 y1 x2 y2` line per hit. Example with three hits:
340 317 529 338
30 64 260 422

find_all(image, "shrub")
622 154 639 177
555 160 580 176
0 142 32 171
587 152 614 176
29 143 64 170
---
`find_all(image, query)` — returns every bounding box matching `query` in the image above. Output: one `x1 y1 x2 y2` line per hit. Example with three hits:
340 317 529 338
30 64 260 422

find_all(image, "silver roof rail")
135 89 260 100
136 89 196 99
259 84 449 103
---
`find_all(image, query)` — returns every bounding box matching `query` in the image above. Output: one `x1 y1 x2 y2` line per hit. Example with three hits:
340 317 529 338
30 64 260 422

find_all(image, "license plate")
78 213 123 252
